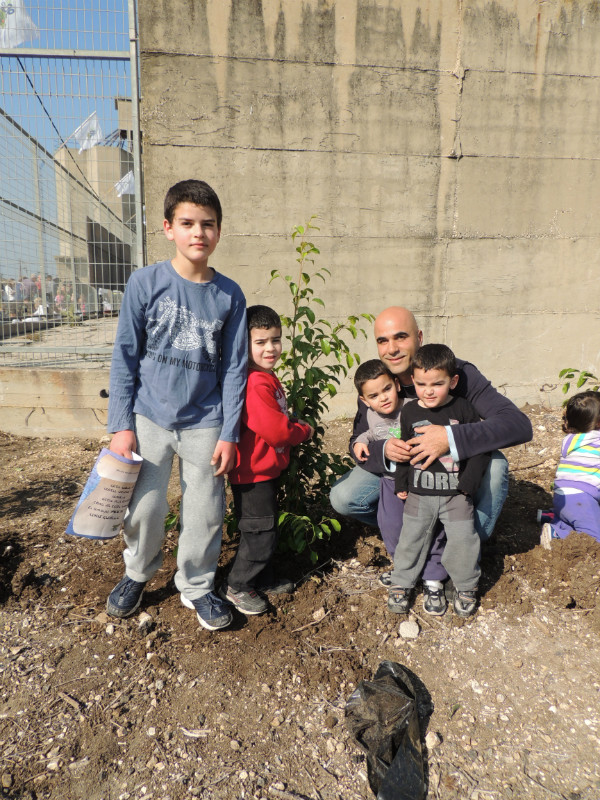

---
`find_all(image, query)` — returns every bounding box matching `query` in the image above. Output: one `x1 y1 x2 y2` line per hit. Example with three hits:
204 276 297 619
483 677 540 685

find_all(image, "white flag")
72 111 104 153
114 170 134 197
0 1 39 48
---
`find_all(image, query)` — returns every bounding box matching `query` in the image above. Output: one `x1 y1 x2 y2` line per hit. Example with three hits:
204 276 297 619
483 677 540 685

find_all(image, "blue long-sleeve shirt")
108 261 247 441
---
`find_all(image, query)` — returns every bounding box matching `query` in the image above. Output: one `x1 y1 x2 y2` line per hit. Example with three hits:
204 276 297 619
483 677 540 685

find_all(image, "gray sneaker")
259 576 295 594
106 575 146 618
219 583 267 615
422 581 447 616
378 571 393 588
453 589 478 618
387 586 412 614
181 591 233 630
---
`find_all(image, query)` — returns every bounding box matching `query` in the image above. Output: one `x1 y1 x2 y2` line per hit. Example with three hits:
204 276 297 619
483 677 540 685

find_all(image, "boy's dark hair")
164 179 222 227
562 391 600 434
354 359 395 394
247 305 281 332
411 343 457 377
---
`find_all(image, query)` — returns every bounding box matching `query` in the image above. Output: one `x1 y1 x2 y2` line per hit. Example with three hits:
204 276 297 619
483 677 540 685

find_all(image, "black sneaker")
181 591 234 630
106 575 146 618
422 581 447 616
387 587 412 614
219 583 267 615
259 576 295 594
378 571 393 587
453 589 478 618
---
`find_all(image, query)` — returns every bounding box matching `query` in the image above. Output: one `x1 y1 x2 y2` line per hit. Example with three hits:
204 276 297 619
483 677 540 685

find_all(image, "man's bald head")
373 307 423 383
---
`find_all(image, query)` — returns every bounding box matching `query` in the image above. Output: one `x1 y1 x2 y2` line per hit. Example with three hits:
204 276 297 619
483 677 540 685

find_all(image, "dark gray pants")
228 479 279 592
390 493 481 591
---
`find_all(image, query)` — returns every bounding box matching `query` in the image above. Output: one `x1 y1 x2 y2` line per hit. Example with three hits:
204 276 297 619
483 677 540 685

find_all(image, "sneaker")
259 576 295 594
422 580 447 616
540 522 559 551
378 570 393 587
537 509 556 525
181 591 233 630
219 583 267 615
387 587 412 614
453 589 478 618
106 575 146 618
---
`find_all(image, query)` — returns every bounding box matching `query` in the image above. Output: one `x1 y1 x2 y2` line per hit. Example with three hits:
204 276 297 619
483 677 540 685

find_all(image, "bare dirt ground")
1 405 599 800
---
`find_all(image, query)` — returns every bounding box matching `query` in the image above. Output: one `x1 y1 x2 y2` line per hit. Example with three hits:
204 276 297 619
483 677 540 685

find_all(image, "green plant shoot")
270 217 374 561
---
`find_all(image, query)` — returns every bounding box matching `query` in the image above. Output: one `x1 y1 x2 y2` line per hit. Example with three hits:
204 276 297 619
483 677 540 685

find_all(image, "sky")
0 1 132 282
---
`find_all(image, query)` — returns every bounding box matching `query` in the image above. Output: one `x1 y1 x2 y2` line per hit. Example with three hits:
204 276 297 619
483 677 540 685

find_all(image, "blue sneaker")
106 575 146 618
181 591 233 631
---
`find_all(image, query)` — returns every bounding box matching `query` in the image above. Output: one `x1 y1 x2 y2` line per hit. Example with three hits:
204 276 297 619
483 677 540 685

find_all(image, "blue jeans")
329 450 509 542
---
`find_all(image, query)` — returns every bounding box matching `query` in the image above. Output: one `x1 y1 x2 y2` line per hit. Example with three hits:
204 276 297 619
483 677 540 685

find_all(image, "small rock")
47 760 60 771
272 783 285 791
106 623 115 635
1 774 13 789
138 612 154 636
239 770 248 781
312 607 326 622
324 714 338 729
147 727 156 736
230 739 241 751
399 620 419 639
95 612 110 624
425 731 441 750
271 714 283 728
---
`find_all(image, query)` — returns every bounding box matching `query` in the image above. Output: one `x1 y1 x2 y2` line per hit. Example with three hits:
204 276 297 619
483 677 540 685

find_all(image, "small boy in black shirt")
388 344 490 618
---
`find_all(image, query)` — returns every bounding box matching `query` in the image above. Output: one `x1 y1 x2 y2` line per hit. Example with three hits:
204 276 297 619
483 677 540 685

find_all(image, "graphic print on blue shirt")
145 296 224 367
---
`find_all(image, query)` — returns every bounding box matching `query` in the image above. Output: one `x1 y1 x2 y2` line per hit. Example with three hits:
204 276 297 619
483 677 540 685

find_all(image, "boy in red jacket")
224 305 314 615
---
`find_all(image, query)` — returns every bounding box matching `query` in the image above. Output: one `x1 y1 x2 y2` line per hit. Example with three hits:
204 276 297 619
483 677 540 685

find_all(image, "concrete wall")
137 0 600 417
0 369 109 438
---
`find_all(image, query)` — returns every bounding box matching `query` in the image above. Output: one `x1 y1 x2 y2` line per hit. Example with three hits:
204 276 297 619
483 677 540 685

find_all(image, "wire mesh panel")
0 1 141 367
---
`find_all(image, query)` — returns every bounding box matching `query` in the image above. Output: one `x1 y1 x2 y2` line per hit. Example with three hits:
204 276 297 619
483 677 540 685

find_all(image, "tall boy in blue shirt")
106 179 247 631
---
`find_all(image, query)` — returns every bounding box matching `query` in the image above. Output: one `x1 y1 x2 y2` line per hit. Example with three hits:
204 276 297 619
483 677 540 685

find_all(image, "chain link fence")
0 0 142 367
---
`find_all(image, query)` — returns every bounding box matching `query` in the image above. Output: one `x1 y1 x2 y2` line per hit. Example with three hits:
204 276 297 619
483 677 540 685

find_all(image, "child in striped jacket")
541 391 600 548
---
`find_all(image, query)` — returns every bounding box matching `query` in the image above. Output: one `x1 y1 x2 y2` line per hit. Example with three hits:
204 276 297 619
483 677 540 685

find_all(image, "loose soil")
1 405 599 800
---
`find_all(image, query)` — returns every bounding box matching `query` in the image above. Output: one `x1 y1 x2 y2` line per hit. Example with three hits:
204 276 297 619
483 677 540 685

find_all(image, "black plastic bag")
345 660 425 800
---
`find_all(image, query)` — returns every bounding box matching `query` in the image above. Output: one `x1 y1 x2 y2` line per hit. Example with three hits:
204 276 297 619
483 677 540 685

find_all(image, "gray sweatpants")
390 493 481 591
122 414 225 601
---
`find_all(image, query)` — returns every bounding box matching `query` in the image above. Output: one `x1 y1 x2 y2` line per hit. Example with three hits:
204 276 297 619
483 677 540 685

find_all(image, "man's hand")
407 425 449 469
110 430 137 459
211 440 236 476
383 437 412 463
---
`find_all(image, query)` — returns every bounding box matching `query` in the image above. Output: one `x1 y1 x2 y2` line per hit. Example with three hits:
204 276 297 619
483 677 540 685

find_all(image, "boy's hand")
353 442 369 461
298 420 315 440
383 437 412 463
109 430 137 459
407 425 449 469
396 490 408 500
211 440 236 476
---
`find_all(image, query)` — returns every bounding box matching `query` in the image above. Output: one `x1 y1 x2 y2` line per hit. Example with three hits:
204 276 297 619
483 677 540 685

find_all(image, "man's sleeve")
107 276 146 433
349 397 386 474
454 398 492 497
452 360 533 460
219 288 248 443
245 376 312 447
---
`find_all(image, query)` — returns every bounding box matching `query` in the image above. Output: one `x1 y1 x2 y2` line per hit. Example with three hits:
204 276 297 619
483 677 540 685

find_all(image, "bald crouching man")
330 308 533 593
